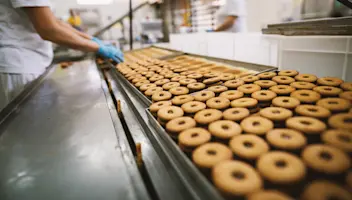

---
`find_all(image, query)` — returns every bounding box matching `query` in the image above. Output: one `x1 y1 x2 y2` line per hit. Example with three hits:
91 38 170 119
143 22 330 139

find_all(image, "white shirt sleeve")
11 0 51 8
224 0 246 17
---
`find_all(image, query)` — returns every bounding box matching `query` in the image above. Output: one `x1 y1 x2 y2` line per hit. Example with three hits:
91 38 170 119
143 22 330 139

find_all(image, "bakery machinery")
0 47 351 200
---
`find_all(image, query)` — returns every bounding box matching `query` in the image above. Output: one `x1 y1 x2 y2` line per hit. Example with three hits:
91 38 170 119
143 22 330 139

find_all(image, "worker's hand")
206 29 214 32
97 45 124 63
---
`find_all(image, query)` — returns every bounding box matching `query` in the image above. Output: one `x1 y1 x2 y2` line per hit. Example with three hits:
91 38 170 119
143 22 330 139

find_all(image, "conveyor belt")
0 60 151 200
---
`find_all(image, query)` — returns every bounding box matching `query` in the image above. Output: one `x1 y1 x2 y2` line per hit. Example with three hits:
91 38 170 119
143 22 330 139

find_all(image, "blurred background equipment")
140 19 163 44
302 0 352 19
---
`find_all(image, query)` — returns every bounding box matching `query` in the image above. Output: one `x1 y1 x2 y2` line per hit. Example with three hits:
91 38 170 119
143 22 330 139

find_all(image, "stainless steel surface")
145 109 224 200
159 52 184 60
0 60 149 200
267 16 352 28
107 70 203 200
0 68 52 125
264 16 352 36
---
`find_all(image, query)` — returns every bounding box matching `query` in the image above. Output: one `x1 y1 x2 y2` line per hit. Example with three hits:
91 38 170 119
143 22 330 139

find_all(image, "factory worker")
214 0 247 32
0 0 124 111
68 9 83 31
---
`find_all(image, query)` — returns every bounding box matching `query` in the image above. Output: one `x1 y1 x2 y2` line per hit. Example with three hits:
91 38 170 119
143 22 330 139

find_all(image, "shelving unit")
190 0 221 32
171 0 222 33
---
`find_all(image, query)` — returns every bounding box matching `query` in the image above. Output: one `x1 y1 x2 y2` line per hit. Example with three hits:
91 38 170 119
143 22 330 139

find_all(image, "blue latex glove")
92 37 124 63
206 29 214 32
97 45 124 63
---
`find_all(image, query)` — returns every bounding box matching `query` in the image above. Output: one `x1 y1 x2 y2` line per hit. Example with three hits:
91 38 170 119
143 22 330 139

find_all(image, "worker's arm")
214 16 237 32
56 19 92 40
24 7 99 52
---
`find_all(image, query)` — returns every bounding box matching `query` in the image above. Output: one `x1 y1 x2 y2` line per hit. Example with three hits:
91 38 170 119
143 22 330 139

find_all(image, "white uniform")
215 0 247 32
0 0 52 111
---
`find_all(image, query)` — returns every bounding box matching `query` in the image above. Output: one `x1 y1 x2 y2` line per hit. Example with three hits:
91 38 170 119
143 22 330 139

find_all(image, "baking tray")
101 60 152 106
153 46 278 73
112 44 278 108
127 45 277 73
112 51 277 107
124 46 185 60
145 108 225 200
115 69 152 106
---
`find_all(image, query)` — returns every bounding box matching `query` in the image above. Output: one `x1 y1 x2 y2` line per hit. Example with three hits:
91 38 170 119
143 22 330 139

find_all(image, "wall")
246 0 302 32
246 0 281 32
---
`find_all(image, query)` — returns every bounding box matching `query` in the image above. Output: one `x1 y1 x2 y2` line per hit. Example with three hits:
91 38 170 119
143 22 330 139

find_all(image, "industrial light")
76 0 113 5
147 0 163 3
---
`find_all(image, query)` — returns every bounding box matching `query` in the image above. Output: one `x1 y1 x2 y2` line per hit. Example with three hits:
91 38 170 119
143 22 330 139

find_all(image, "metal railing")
93 2 148 37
